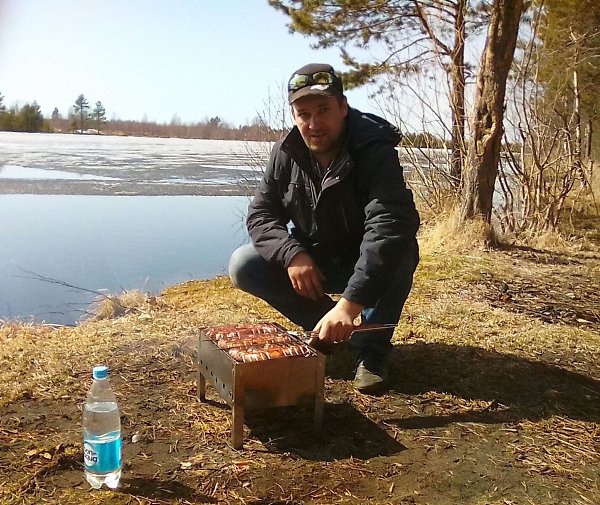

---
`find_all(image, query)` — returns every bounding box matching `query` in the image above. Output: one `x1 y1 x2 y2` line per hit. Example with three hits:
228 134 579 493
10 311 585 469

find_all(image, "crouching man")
229 63 419 394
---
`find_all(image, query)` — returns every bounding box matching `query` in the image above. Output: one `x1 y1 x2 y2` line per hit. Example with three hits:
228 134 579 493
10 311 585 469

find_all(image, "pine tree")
13 102 45 132
271 0 526 230
91 101 107 134
460 0 526 227
73 94 90 133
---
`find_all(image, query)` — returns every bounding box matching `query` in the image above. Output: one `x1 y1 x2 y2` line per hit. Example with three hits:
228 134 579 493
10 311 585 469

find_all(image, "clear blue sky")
0 0 374 127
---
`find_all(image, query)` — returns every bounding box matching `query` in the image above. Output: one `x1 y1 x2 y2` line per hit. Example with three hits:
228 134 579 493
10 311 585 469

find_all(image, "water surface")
1 194 249 325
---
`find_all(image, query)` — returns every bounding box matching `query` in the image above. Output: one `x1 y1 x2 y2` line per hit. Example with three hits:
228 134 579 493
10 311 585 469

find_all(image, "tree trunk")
460 0 525 224
449 0 467 186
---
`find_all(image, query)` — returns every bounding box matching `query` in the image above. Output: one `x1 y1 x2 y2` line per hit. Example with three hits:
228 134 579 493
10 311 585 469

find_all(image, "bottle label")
84 434 122 473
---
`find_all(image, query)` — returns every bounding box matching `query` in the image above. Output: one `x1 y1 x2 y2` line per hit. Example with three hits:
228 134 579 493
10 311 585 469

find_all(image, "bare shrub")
84 290 148 321
373 74 460 219
237 83 291 195
498 8 596 237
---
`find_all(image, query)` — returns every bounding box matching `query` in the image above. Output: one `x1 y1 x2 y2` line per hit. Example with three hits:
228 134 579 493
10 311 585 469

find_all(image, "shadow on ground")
244 338 599 458
120 477 216 503
385 342 600 428
246 401 406 461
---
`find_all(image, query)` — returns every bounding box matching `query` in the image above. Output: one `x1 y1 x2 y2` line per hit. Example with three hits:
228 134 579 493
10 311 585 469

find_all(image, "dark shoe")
353 355 389 394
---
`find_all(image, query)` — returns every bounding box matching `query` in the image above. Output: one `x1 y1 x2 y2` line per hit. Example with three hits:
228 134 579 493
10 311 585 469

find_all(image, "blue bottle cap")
92 365 109 380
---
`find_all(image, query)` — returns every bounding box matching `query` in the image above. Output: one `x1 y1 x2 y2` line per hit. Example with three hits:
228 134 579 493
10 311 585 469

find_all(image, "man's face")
291 95 348 161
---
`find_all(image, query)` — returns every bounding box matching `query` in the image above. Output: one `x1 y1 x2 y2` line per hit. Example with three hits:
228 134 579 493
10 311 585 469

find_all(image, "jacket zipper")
338 201 350 233
311 155 352 235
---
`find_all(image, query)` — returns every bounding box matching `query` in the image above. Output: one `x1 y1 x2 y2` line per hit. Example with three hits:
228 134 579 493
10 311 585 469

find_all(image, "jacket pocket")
284 181 315 238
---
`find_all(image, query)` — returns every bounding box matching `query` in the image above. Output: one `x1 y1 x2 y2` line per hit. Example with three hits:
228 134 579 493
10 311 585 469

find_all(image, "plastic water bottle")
83 365 122 489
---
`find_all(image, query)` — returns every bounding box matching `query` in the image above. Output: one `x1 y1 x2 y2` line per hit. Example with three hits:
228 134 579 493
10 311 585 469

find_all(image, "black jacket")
246 107 420 307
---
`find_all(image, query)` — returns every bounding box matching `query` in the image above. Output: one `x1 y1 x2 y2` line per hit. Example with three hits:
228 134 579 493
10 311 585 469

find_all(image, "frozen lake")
0 133 265 325
0 132 271 195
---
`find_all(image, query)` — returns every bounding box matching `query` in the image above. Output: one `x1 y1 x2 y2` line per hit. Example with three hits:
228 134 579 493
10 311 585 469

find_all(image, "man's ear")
342 96 349 117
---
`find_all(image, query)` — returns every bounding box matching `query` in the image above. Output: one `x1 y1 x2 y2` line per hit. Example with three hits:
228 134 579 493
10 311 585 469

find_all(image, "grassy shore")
1 224 599 504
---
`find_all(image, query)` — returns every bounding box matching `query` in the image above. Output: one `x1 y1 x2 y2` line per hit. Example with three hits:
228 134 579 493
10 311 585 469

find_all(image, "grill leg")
232 368 245 449
197 369 206 402
314 354 326 436
197 338 206 401
232 392 245 449
314 397 323 435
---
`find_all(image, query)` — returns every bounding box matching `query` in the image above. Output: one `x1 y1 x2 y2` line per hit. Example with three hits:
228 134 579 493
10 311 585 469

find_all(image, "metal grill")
197 323 326 449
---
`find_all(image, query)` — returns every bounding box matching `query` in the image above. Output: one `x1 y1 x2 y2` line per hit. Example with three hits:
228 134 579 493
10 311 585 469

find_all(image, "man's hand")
310 298 364 346
287 251 325 301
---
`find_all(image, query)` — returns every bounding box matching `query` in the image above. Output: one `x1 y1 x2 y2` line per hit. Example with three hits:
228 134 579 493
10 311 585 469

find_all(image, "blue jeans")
228 241 418 358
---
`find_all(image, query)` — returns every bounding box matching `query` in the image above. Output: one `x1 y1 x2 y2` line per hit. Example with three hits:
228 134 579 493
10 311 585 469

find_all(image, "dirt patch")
1 243 599 504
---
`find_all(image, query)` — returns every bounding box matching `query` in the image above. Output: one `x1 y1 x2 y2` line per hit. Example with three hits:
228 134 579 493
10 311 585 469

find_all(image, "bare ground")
1 236 599 504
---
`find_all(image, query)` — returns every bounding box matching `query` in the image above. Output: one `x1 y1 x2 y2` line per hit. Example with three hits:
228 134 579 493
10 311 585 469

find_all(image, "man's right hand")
287 251 325 301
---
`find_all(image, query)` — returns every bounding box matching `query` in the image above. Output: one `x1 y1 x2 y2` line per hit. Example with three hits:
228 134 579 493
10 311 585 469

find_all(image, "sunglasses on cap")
288 71 339 92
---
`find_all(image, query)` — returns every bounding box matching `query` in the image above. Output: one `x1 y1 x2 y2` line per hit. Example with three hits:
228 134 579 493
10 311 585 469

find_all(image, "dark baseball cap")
287 63 344 104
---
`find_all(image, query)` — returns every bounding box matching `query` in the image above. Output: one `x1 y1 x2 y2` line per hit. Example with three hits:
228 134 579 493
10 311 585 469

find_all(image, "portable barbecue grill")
197 323 326 449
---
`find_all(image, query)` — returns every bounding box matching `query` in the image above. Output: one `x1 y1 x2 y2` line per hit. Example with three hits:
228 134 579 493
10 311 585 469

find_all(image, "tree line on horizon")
0 92 288 142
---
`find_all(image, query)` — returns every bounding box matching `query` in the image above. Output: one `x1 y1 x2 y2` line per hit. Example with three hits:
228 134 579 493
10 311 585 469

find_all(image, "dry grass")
418 210 498 256
1 227 599 504
83 290 151 321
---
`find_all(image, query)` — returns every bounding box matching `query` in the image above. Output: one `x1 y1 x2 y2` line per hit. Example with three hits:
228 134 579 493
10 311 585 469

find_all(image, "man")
229 63 419 393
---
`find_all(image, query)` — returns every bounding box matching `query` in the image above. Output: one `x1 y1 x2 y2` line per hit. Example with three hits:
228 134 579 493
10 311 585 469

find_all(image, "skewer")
290 323 398 348
294 323 397 339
